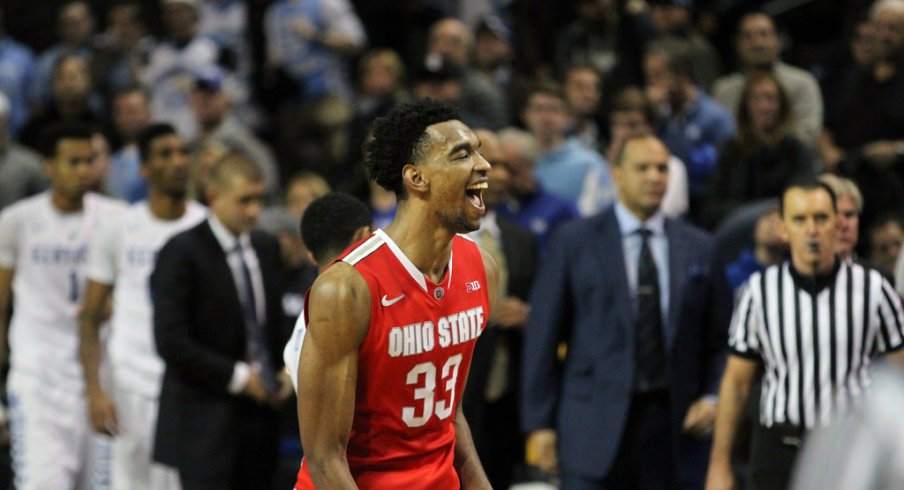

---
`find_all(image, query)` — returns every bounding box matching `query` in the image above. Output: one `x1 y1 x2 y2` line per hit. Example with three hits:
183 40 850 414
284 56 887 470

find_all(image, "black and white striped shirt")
729 260 904 429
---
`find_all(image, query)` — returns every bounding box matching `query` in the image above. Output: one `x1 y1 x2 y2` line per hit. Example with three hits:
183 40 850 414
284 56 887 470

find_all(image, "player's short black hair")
301 192 372 264
39 123 93 158
780 178 838 217
137 123 178 162
363 99 460 200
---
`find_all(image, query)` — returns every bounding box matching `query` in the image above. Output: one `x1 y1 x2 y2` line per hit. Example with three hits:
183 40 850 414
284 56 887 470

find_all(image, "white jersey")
88 201 207 397
283 302 308 394
0 192 124 392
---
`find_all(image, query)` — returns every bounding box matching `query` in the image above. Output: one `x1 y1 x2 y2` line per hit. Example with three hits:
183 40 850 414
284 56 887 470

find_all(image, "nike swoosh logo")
381 294 405 306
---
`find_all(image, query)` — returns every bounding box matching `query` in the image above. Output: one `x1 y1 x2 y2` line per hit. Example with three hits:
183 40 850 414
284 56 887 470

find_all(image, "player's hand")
526 429 559 475
683 397 716 438
269 369 294 409
243 371 270 405
87 388 118 436
705 460 735 490
489 297 530 329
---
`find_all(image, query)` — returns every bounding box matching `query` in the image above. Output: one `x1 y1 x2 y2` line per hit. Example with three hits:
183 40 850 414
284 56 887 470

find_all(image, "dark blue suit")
521 206 730 488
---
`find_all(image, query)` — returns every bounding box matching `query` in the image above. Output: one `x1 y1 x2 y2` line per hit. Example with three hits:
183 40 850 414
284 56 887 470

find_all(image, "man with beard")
294 99 497 489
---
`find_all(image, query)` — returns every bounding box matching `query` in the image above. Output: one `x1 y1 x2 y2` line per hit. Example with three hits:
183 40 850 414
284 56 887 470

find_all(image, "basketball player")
295 99 497 489
79 123 206 490
0 124 123 490
282 192 373 392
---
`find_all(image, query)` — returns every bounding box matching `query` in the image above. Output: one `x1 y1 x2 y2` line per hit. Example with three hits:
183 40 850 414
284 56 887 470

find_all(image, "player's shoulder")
2 192 50 217
309 262 371 325
86 193 127 215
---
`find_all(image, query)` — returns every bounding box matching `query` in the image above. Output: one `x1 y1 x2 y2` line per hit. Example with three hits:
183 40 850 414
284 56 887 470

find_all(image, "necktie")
235 243 278 394
634 228 666 392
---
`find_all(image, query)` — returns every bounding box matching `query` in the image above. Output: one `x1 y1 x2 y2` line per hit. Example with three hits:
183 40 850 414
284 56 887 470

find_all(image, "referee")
705 180 904 490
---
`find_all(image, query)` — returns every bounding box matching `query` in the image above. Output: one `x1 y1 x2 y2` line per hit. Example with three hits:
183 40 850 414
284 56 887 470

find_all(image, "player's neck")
384 212 454 284
147 190 188 220
51 191 83 213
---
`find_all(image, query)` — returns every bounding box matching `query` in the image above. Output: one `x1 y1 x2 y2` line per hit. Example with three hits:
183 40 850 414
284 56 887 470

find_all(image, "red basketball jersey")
296 229 490 489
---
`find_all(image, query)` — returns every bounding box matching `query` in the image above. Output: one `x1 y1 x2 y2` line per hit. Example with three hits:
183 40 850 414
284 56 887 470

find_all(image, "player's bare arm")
78 280 117 435
298 262 371 489
0 267 13 375
705 355 758 490
450 246 499 490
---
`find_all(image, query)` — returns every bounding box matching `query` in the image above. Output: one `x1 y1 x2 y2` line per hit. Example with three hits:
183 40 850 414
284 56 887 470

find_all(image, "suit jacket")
521 206 730 487
151 220 284 479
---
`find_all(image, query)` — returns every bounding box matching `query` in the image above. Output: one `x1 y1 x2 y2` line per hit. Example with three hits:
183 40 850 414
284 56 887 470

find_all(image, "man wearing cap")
144 0 221 140
189 66 280 202
427 17 508 129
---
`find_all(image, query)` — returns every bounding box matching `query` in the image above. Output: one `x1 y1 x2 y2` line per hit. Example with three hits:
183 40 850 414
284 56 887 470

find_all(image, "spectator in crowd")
263 0 366 105
144 0 221 140
563 63 604 151
821 18 882 108
283 171 331 222
495 127 579 256
820 0 904 225
198 0 256 126
189 65 280 203
818 173 863 261
33 1 97 108
723 205 787 296
520 81 614 215
554 0 653 107
0 124 122 490
0 92 46 211
344 48 409 192
20 54 101 151
106 87 152 203
0 6 37 137
463 129 537 490
705 72 817 229
92 2 153 103
707 180 904 490
426 17 508 129
713 11 824 146
866 213 904 278
264 0 366 181
522 134 730 489
473 16 515 96
606 86 689 218
412 56 493 129
79 123 204 490
152 154 291 490
648 0 722 91
643 37 735 222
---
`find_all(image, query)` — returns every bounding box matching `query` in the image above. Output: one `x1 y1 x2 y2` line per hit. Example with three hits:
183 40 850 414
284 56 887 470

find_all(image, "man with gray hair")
495 127 579 256
818 173 863 261
0 91 46 211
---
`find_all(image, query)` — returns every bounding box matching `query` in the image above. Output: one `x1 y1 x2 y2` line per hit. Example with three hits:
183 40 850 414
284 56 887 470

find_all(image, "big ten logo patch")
465 281 481 293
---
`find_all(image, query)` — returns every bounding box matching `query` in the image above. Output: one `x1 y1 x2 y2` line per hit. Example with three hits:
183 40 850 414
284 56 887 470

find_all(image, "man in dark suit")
151 153 291 490
521 135 730 489
463 130 538 490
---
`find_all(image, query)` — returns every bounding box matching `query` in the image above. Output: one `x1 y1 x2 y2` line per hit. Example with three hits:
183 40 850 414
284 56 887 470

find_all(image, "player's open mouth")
466 181 488 211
